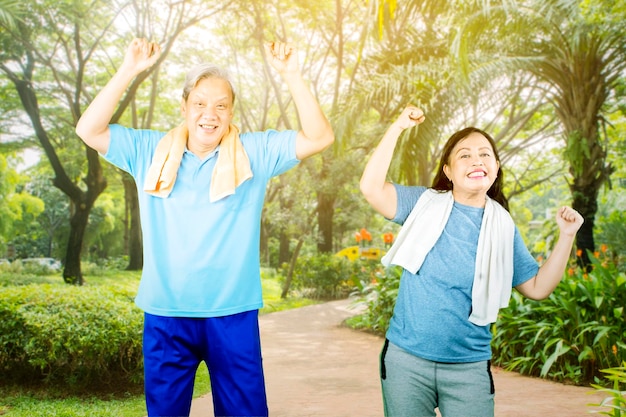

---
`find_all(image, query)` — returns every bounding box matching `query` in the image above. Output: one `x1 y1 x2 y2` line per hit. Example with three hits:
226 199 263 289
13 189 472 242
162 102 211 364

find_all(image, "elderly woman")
360 106 583 417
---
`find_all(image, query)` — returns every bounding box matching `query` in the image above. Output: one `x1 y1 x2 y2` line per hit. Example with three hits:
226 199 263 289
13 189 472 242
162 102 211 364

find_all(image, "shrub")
493 252 626 385
348 265 401 336
10 259 61 275
0 283 143 391
588 363 626 416
596 210 626 271
283 254 374 300
80 257 130 276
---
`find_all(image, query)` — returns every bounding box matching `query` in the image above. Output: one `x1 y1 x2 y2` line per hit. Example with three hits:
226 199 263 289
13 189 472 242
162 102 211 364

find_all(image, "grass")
0 266 316 417
260 273 317 314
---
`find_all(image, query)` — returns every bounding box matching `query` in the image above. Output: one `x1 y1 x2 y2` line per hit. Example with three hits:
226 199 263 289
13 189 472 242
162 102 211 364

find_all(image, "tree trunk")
316 156 335 253
260 220 270 266
317 190 335 253
281 237 305 299
123 173 143 270
570 182 597 268
566 128 610 269
64 201 92 285
9 74 107 285
278 231 291 265
558 53 613 270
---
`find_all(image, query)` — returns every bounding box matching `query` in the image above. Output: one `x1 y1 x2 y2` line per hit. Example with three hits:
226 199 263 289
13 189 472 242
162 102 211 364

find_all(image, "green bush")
0 283 143 391
597 210 626 271
589 363 626 416
80 257 130 276
283 254 373 299
493 253 626 385
348 265 400 335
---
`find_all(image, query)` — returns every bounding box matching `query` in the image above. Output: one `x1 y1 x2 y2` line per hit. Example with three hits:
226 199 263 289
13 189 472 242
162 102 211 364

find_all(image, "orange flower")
537 255 544 263
568 267 575 276
583 273 589 281
576 249 583 257
600 244 608 253
612 345 618 356
594 251 600 258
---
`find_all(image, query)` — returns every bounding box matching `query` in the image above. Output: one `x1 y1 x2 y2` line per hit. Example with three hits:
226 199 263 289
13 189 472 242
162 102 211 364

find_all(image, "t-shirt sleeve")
391 184 427 225
103 124 165 178
512 227 540 287
242 129 299 179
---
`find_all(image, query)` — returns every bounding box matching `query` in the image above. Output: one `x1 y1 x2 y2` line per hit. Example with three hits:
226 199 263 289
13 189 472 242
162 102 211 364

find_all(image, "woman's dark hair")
431 127 509 211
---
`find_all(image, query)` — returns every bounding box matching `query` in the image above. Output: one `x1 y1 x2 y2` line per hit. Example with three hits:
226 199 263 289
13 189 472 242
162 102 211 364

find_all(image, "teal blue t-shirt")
386 185 539 363
104 124 299 317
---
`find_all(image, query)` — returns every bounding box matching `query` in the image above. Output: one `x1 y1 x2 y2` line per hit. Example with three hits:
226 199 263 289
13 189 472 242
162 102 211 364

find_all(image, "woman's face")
443 132 500 206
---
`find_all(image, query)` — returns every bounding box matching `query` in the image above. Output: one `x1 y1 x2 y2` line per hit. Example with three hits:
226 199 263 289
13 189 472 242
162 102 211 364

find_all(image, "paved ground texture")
187 299 609 417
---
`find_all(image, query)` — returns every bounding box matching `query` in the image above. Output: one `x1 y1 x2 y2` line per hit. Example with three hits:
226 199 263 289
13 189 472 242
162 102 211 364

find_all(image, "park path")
186 299 608 416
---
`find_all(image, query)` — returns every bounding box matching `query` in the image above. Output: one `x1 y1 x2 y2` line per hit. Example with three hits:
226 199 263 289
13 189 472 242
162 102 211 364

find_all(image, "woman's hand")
556 206 584 237
392 105 426 131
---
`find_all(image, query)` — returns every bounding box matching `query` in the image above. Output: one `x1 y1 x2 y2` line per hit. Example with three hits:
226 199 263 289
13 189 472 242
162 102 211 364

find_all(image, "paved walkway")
189 299 609 416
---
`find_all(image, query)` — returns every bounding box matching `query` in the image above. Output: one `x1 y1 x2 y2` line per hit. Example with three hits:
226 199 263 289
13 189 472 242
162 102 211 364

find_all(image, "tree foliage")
453 0 626 267
0 0 23 29
0 0 623 277
0 0 231 283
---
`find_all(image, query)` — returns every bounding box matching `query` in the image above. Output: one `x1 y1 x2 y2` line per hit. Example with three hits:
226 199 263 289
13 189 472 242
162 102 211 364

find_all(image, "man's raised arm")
75 38 161 154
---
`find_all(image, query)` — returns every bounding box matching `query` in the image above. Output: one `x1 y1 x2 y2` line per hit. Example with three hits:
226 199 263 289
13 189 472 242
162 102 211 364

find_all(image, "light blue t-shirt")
104 124 299 317
386 185 539 363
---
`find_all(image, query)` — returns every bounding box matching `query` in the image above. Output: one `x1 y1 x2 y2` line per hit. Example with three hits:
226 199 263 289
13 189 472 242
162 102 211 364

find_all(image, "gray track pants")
380 340 495 417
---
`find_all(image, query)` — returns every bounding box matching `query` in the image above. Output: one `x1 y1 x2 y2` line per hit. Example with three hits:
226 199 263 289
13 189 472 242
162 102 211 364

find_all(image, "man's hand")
121 38 162 76
264 42 299 76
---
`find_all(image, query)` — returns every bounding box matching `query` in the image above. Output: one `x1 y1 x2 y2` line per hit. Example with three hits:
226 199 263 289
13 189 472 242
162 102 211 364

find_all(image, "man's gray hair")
182 64 236 104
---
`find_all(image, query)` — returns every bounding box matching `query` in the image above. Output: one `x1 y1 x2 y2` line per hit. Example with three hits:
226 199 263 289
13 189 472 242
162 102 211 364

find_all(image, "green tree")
0 154 25 254
26 164 70 259
84 189 125 261
0 156 46 258
0 0 22 29
203 0 372 258
0 0 229 283
343 0 560 201
246 0 370 254
454 0 626 267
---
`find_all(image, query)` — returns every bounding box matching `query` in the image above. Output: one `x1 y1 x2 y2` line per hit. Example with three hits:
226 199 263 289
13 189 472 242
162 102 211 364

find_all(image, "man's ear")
180 98 186 116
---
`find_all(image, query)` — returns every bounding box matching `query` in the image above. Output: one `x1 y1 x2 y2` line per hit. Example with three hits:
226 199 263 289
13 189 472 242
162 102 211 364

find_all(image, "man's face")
181 77 234 155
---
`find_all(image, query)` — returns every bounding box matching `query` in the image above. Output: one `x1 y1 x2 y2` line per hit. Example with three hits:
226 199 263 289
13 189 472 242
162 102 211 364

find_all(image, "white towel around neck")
381 189 515 326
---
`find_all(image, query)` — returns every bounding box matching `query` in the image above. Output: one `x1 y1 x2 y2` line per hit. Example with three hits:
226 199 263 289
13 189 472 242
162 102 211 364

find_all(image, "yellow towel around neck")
143 123 253 202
